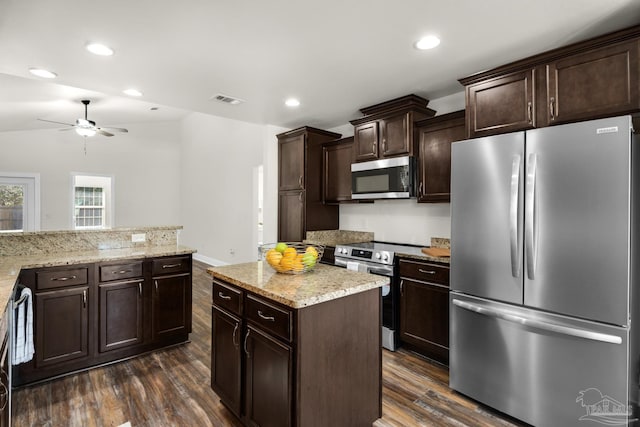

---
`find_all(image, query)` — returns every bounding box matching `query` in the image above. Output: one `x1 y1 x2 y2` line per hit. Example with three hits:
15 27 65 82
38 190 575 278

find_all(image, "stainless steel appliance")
334 242 402 350
450 115 640 426
351 156 415 199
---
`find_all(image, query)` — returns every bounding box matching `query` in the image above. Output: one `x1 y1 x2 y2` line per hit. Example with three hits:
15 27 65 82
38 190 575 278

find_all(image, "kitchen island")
208 261 388 427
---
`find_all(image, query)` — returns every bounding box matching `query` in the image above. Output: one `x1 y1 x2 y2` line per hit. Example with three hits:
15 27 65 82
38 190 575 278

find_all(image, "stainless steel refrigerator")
450 115 640 427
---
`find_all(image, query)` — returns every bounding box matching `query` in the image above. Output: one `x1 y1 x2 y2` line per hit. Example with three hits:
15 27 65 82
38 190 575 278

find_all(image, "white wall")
334 91 465 244
179 112 279 265
0 122 182 230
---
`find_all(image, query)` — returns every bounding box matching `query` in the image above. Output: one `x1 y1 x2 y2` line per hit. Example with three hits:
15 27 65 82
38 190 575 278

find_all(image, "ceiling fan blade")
37 118 75 127
59 127 76 132
100 126 128 133
96 129 114 137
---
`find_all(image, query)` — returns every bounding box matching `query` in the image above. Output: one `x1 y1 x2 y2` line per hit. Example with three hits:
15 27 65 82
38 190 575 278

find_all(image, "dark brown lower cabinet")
152 273 192 340
35 287 89 367
14 255 192 386
399 259 450 364
211 306 242 417
211 278 380 427
244 325 292 427
99 280 144 352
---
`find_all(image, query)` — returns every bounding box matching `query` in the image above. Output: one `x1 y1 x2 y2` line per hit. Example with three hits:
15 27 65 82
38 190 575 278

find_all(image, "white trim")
0 172 40 231
70 172 115 229
193 253 229 267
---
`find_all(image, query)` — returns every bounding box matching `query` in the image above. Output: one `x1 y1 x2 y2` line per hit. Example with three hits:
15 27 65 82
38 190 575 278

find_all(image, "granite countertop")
208 261 389 309
0 244 196 313
395 246 450 265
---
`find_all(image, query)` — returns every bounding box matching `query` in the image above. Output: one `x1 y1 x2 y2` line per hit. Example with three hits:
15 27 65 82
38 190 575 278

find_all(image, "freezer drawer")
450 293 635 427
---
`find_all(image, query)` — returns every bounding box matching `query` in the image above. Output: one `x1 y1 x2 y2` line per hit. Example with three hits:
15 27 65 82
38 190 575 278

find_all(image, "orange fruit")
280 257 294 271
283 247 297 259
292 258 304 272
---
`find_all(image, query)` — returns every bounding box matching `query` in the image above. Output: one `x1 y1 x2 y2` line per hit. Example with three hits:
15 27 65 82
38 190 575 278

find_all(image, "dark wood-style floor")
12 261 522 427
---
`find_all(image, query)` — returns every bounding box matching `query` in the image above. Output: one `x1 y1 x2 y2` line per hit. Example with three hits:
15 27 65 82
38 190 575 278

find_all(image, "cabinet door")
35 287 89 367
380 113 411 157
278 190 304 242
323 138 353 203
278 134 305 191
417 115 465 202
546 39 640 125
152 273 192 340
211 306 242 417
466 69 536 137
354 122 379 162
400 278 449 364
244 326 292 427
99 280 143 353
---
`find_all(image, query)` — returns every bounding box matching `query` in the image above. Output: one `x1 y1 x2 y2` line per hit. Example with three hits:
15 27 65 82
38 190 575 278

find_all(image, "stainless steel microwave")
351 156 415 199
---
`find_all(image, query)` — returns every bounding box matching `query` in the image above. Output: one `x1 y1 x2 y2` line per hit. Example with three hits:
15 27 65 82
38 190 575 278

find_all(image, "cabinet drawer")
213 280 243 316
99 261 143 282
152 256 190 275
245 295 292 342
399 259 449 286
36 267 89 290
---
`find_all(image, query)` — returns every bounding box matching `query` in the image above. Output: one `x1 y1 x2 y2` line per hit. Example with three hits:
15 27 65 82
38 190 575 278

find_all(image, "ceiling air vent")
211 93 245 105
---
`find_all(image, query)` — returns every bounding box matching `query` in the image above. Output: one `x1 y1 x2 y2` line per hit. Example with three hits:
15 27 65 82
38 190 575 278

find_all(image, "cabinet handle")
51 275 77 281
0 380 7 411
549 97 556 120
418 269 436 275
218 292 231 300
372 142 376 154
243 330 251 358
82 290 87 308
298 192 303 202
298 176 303 188
527 101 533 123
115 270 132 275
232 322 239 348
154 280 159 293
400 279 404 296
418 182 423 197
138 282 143 296
162 263 181 269
257 310 275 322
381 139 386 152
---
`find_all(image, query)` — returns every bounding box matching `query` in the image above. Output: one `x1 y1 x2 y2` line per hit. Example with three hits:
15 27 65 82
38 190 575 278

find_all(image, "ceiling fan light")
76 127 96 137
86 43 114 56
123 88 142 97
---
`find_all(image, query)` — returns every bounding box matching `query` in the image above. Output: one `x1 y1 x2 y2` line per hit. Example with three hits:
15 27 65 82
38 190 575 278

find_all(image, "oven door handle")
334 258 393 277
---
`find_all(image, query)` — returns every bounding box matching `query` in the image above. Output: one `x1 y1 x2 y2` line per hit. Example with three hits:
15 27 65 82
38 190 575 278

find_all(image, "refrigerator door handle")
525 153 538 279
452 299 623 345
509 155 522 278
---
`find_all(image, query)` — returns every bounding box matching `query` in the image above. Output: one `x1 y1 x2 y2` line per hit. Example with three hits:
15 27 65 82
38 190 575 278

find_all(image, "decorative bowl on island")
260 242 325 274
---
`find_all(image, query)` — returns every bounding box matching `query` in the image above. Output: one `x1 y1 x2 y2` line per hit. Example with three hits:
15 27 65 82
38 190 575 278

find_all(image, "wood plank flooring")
12 261 523 427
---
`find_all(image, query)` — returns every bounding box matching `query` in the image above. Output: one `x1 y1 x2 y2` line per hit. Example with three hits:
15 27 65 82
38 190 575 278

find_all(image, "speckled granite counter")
396 237 451 264
304 230 374 247
207 261 389 309
0 244 195 313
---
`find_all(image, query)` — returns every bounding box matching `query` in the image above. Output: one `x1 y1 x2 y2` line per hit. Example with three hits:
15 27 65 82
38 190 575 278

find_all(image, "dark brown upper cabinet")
460 24 640 138
323 137 354 204
415 111 466 203
277 127 340 242
350 95 435 163
464 70 537 138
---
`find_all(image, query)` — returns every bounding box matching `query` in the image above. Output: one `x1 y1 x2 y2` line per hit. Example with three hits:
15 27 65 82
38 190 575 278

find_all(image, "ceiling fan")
38 99 128 137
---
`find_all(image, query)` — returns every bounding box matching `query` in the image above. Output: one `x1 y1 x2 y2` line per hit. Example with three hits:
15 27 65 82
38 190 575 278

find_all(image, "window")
72 174 113 229
0 173 40 232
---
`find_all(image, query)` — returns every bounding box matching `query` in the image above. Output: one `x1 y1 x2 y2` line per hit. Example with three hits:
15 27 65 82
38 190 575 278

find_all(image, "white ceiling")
1 0 640 133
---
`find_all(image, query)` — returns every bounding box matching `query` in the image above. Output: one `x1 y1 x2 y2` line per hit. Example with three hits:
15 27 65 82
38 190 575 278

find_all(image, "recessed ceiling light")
86 43 114 56
415 35 441 50
285 98 300 107
28 68 57 79
123 88 143 97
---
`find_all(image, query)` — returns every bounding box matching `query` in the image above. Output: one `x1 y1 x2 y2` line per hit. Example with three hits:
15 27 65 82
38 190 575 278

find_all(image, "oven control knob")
381 253 390 262
375 253 381 259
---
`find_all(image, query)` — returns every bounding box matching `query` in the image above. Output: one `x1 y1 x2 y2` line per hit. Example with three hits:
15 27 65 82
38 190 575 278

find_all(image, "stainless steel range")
334 241 408 351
